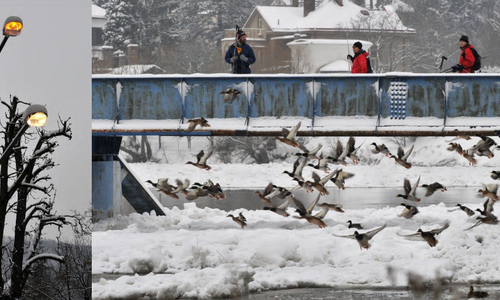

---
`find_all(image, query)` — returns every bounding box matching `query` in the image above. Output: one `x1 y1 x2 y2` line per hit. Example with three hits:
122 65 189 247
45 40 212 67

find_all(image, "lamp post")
0 16 23 54
0 104 48 165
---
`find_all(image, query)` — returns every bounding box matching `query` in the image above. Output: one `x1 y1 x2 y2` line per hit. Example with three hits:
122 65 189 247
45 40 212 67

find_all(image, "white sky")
0 1 90 239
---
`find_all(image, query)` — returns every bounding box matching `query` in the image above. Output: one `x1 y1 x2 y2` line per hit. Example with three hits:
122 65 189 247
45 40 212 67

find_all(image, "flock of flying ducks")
147 121 500 258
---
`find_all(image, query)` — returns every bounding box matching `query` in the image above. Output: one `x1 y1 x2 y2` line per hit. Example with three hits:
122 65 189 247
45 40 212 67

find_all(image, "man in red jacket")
347 41 369 73
453 35 475 73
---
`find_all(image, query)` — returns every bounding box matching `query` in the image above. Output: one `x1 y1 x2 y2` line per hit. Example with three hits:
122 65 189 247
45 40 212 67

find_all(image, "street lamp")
0 16 23 54
0 104 48 165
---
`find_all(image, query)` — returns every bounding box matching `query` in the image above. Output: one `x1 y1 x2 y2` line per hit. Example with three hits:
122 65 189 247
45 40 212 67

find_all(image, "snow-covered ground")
92 136 500 299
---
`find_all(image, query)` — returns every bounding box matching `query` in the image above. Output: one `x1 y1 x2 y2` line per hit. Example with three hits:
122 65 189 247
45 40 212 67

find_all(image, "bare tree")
0 96 83 299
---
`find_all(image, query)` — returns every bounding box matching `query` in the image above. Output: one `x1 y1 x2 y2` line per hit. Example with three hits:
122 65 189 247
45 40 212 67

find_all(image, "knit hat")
353 41 362 49
459 35 469 44
237 30 246 39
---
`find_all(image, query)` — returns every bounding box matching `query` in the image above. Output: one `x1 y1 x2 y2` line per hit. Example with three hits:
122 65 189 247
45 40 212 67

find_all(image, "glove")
451 65 459 73
240 54 248 62
230 56 237 63
347 54 353 61
457 64 464 71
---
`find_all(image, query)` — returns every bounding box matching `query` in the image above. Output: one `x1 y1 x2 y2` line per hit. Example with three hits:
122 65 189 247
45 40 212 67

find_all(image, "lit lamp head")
23 104 48 127
3 16 23 37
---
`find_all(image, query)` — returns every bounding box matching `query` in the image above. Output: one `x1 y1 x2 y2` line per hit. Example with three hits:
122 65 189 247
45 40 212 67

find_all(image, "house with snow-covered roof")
221 0 415 73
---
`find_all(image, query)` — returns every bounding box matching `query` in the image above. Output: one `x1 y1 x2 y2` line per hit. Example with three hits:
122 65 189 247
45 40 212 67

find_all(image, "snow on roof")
111 65 165 75
319 60 349 72
255 0 414 33
92 4 106 19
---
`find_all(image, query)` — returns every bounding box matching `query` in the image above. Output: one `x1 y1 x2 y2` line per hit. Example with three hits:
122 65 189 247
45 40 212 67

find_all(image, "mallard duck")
305 171 337 196
293 193 322 217
184 183 210 200
390 145 414 169
201 180 225 200
396 177 421 202
293 144 322 160
371 143 391 157
318 203 344 213
186 117 210 132
227 213 246 229
462 151 477 165
255 182 275 207
283 156 307 181
465 214 498 230
328 140 348 166
397 221 450 247
290 178 315 193
491 171 500 180
477 184 499 202
476 198 495 217
398 203 419 219
447 142 464 155
275 122 303 148
146 178 180 199
173 179 190 194
346 137 363 164
467 286 488 298
219 87 242 102
307 153 331 173
329 168 355 190
296 215 327 228
466 134 497 159
446 129 470 142
421 182 447 197
346 220 363 229
456 204 475 216
186 150 212 170
263 195 293 217
333 224 386 250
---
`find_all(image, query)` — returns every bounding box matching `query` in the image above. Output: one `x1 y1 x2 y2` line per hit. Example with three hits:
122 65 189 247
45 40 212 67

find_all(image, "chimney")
114 50 126 67
102 45 113 69
127 44 139 65
292 0 299 7
303 0 315 17
336 0 343 6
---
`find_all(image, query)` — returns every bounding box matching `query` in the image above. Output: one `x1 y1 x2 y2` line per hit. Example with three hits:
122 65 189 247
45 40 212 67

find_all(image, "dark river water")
149 187 484 212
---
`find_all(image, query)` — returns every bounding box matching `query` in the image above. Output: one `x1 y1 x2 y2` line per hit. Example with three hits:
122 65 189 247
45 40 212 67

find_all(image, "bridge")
91 73 500 221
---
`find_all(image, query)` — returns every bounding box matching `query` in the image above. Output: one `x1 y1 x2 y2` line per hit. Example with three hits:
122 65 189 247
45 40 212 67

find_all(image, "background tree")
0 96 87 299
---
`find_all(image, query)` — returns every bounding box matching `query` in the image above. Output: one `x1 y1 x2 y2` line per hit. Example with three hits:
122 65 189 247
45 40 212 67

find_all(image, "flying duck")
398 203 419 219
398 221 450 247
219 87 242 102
307 152 331 173
305 171 337 195
477 184 499 202
329 168 355 190
334 224 387 250
447 142 464 155
146 178 180 199
293 193 322 217
263 195 294 217
293 144 322 160
283 156 307 181
346 137 363 164
370 143 391 157
318 203 344 213
390 145 414 169
255 182 275 207
227 213 246 229
421 182 447 197
186 150 213 170
396 177 421 202
275 122 305 149
455 204 475 216
186 117 210 132
446 129 470 142
328 140 349 166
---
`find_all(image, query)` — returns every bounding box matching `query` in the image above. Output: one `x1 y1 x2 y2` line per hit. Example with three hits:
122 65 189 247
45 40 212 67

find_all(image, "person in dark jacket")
225 30 256 74
347 41 369 74
452 35 475 73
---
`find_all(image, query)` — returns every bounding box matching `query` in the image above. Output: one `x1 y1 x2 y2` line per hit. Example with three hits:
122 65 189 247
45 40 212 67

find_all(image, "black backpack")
462 47 481 71
366 56 373 73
